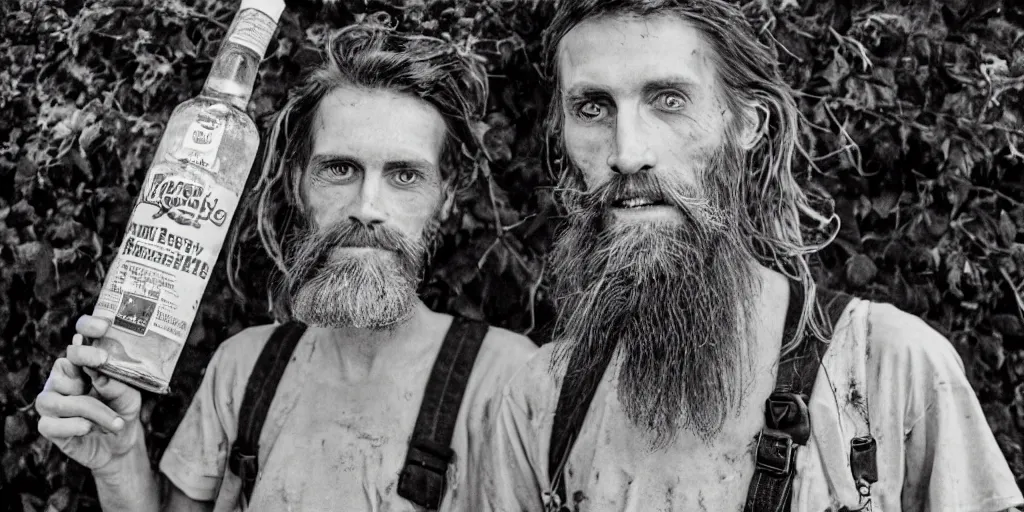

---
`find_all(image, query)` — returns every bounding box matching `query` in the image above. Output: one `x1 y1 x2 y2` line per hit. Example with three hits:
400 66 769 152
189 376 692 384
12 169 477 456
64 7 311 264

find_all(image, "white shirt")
478 298 1024 512
158 321 537 511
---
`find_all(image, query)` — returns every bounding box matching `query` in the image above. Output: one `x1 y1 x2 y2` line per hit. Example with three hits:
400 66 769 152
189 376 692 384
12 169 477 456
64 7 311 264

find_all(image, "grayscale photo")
2 0 1023 511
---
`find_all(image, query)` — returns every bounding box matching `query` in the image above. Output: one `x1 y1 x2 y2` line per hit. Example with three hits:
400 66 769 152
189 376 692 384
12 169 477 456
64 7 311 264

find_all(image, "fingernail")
112 417 125 431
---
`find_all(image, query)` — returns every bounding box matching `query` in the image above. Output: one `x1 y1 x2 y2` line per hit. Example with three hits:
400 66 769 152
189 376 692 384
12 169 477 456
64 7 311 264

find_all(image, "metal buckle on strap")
764 391 811 445
228 442 258 485
754 429 796 476
754 391 812 477
542 490 572 512
397 440 454 509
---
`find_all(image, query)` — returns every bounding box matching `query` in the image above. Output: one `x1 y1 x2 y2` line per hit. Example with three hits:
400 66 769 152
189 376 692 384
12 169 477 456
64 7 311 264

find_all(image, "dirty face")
549 13 759 445
302 85 446 244
287 85 447 329
557 13 743 226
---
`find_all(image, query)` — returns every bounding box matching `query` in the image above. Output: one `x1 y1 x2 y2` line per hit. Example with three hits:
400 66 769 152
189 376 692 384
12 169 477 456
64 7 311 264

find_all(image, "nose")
608 108 656 175
348 174 386 228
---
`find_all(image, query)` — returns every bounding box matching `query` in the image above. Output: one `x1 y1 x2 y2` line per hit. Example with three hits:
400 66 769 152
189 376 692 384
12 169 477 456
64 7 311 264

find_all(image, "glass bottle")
90 0 285 394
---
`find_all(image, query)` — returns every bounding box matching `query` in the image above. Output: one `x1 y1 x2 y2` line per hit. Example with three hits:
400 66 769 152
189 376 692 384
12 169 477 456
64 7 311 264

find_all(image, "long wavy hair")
226 22 488 322
543 0 841 356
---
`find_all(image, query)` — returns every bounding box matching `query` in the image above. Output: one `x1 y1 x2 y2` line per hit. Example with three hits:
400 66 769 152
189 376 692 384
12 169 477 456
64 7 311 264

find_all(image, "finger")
65 345 110 370
72 333 84 347
43 358 89 396
86 370 141 417
38 416 94 439
75 315 110 339
34 392 125 433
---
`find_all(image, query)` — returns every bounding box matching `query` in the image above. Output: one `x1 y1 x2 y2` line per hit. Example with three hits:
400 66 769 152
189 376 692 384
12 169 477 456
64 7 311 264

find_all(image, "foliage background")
1 0 1023 509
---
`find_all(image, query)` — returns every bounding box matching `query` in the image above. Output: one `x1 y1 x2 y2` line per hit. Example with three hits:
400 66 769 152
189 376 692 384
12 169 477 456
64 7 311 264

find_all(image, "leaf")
14 156 37 190
3 449 25 483
871 190 900 218
22 493 44 512
45 486 72 512
483 125 514 162
999 211 1018 247
822 50 850 90
978 334 1007 371
991 314 1024 338
924 210 950 237
4 413 30 446
32 243 57 303
171 29 197 59
78 123 102 152
845 253 877 287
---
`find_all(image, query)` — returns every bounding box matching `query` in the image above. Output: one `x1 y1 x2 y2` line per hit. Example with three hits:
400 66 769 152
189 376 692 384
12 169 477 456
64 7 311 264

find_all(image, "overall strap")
397 316 490 510
546 345 617 511
743 285 853 512
228 321 308 507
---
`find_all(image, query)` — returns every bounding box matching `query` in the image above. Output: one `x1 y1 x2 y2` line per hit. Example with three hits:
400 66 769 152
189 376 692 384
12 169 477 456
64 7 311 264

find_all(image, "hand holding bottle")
35 315 144 474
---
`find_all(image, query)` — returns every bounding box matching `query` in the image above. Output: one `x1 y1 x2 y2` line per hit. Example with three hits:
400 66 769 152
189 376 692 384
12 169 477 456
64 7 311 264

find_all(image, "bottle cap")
238 0 285 23
228 0 285 57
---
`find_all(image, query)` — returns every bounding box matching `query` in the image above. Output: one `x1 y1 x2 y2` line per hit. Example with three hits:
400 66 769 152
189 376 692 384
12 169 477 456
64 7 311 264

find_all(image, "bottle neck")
202 42 261 110
201 7 279 111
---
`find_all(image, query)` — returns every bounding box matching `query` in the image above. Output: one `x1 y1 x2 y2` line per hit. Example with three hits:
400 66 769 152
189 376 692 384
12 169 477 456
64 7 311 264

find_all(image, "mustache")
284 219 424 297
320 220 418 254
563 172 728 231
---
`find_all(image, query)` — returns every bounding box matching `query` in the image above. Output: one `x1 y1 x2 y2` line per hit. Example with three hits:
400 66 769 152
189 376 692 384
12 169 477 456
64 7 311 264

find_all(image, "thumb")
82 369 142 418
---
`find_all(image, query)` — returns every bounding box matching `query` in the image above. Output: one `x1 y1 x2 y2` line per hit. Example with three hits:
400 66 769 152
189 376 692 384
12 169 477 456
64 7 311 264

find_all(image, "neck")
752 262 791 314
739 261 793 371
744 260 792 332
311 300 433 381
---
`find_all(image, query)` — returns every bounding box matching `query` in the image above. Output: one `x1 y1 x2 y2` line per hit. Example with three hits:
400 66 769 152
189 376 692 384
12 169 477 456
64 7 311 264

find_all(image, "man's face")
287 85 447 329
558 14 742 225
549 14 758 446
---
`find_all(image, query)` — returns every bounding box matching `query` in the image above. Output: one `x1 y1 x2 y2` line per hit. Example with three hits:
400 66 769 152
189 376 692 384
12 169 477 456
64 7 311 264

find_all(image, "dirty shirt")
480 298 1024 512
158 321 536 511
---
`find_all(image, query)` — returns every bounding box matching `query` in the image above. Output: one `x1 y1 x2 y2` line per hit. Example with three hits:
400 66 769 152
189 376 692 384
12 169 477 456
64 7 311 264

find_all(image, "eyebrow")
562 76 700 100
307 154 437 173
307 153 357 170
383 159 436 173
640 78 698 97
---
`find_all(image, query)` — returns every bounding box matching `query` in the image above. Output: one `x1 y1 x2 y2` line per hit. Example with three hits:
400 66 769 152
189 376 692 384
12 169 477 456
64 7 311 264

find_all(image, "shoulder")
207 323 281 375
859 300 965 374
478 324 539 365
197 323 284 402
463 322 539 396
494 340 564 413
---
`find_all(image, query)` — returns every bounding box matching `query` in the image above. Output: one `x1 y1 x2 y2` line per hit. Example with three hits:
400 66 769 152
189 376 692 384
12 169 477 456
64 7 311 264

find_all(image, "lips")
612 196 666 209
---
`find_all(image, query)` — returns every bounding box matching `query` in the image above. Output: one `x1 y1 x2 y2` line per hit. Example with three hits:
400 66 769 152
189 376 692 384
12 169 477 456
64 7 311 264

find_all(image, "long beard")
283 219 434 330
549 146 759 448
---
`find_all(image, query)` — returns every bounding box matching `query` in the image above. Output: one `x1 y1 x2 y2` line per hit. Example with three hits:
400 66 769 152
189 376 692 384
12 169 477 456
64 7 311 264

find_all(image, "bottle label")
227 8 277 57
94 164 239 345
174 112 225 174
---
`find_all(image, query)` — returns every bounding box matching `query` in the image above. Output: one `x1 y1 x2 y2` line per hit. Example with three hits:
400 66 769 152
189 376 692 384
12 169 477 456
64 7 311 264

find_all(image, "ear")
735 100 769 152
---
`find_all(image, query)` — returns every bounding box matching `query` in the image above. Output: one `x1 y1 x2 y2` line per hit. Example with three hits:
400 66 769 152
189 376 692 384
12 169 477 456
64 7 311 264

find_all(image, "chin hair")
549 147 760 448
283 219 430 329
291 254 419 329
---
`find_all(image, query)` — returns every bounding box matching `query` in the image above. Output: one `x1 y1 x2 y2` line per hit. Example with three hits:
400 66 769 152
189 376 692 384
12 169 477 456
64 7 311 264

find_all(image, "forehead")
311 85 447 166
556 14 719 95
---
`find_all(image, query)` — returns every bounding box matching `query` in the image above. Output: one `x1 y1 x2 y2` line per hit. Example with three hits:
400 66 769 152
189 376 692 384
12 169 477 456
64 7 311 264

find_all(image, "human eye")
654 91 688 111
391 169 422 187
320 161 358 181
572 99 610 122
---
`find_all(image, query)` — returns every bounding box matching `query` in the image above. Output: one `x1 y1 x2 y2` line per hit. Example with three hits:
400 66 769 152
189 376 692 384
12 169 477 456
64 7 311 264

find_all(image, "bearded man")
478 1 1024 511
34 23 536 512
